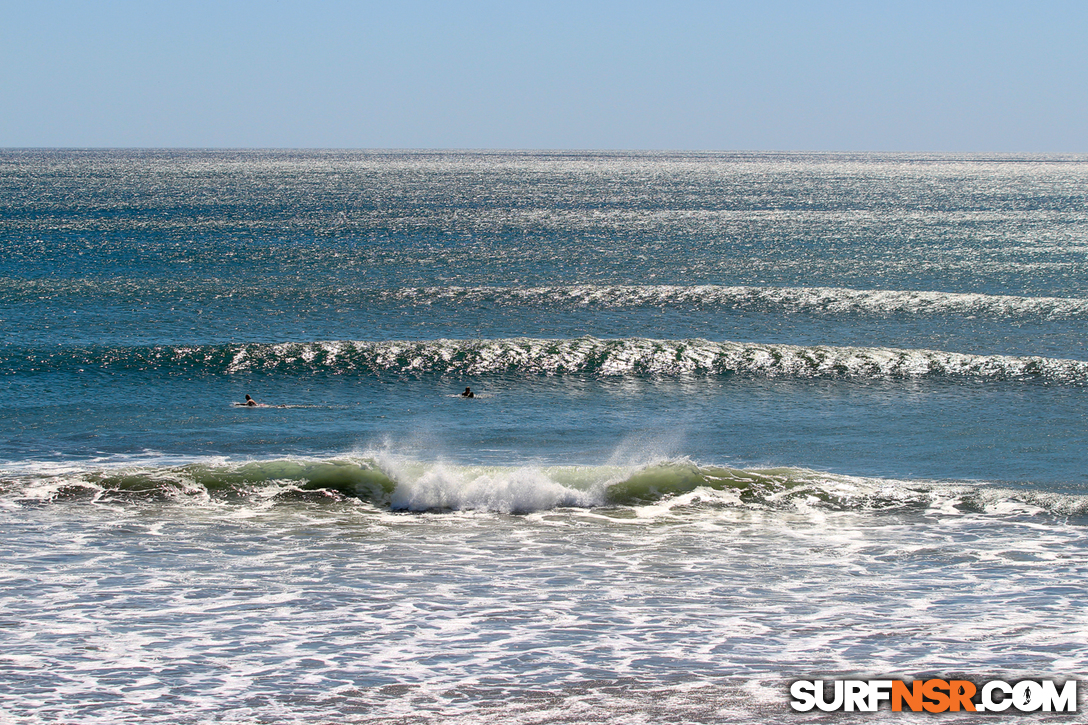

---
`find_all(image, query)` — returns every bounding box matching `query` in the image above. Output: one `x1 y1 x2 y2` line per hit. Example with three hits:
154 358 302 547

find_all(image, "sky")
2 0 1086 151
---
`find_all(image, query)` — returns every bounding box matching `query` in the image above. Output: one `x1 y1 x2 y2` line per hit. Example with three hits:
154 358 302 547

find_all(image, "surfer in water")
461 387 475 398
244 394 258 406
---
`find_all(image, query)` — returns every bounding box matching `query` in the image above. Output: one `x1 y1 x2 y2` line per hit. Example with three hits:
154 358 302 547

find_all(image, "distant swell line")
6 279 1088 319
7 337 1088 383
386 285 1088 320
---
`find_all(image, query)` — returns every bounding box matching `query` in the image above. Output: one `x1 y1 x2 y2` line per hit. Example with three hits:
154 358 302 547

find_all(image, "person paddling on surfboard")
461 387 475 398
244 394 258 406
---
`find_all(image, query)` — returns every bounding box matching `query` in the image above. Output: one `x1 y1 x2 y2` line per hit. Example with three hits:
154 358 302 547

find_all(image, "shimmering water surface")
2 150 1088 723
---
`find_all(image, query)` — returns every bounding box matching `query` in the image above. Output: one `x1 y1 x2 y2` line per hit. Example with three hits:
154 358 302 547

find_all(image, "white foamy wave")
383 462 603 513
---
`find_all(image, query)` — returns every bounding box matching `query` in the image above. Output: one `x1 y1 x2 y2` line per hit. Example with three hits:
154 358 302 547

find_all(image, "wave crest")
8 337 1088 383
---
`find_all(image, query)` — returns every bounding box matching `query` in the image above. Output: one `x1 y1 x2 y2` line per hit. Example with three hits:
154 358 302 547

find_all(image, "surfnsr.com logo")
790 679 1077 713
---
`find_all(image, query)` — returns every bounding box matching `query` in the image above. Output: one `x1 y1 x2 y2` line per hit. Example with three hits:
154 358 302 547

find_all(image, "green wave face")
57 459 399 504
606 463 788 505
602 462 915 509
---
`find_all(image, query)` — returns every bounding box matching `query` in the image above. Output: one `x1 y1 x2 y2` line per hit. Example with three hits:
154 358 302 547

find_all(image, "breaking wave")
6 337 1088 383
3 456 1087 518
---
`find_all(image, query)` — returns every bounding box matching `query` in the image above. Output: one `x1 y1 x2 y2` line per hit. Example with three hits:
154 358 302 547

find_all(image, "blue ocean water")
2 150 1088 723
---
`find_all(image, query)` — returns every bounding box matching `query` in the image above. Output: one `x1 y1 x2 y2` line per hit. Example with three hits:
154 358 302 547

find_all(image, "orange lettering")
948 680 977 711
892 680 923 712
922 679 950 713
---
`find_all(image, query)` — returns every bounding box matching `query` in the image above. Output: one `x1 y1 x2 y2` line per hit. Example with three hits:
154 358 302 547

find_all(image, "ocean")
2 149 1087 723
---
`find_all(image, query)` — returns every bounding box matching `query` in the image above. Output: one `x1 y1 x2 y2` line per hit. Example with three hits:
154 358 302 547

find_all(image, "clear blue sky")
3 0 1086 151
